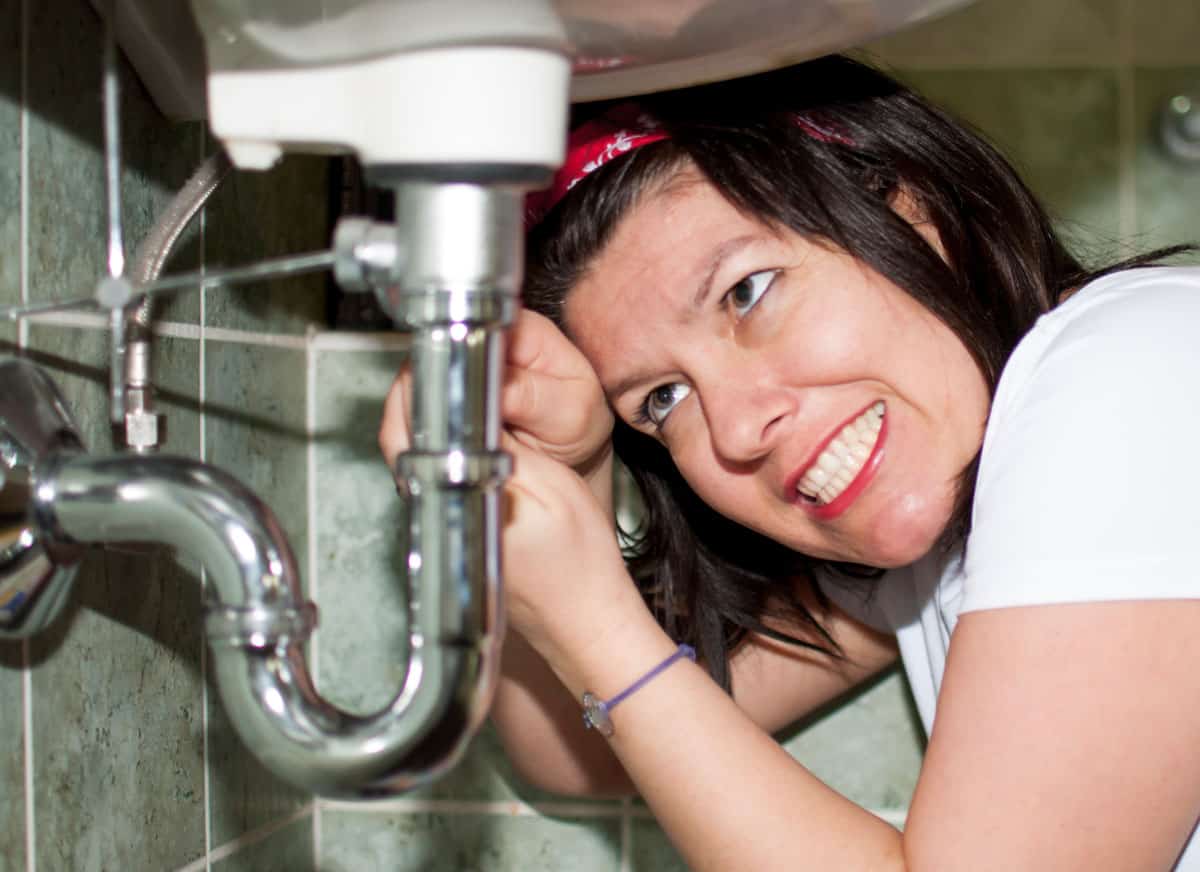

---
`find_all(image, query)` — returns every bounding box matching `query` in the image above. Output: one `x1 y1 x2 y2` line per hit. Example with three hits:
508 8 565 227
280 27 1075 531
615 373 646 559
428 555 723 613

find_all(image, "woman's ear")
890 185 947 263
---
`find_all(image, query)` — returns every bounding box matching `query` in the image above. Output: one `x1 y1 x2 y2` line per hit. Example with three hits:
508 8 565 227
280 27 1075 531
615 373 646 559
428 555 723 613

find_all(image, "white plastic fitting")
207 46 570 171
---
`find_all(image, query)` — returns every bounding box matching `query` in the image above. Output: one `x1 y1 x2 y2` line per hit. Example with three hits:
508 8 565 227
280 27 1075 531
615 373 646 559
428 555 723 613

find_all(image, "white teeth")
796 403 885 505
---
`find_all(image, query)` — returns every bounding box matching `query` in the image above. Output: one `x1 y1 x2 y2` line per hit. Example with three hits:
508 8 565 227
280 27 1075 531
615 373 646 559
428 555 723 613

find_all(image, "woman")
381 56 1200 869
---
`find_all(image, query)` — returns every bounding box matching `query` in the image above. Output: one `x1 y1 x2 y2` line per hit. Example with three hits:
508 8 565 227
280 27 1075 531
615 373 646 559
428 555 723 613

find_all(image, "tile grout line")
15 309 312 349
198 123 213 872
19 1 35 869
17 0 29 350
21 643 32 872
172 802 316 872
305 328 322 864
309 330 409 352
319 797 623 818
618 796 632 872
316 794 907 823
16 313 412 354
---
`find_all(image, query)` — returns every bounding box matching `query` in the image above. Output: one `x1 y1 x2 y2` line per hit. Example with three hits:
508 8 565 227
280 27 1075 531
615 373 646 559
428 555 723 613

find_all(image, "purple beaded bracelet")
581 644 697 737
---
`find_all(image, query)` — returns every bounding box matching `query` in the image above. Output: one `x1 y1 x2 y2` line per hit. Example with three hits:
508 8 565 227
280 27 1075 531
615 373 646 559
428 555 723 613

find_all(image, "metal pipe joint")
0 176 530 797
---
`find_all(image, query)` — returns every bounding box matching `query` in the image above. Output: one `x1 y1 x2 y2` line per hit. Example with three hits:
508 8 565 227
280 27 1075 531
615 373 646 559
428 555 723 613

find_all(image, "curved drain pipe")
0 178 525 796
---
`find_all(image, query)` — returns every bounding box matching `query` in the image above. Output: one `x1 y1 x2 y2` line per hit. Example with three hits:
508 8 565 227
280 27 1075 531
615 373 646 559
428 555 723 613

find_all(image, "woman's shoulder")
995 265 1200 410
963 264 1200 614
1040 265 1200 347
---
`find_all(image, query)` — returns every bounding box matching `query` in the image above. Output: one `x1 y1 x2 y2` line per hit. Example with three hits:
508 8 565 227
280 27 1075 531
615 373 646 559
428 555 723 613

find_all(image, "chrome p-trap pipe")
1 180 522 796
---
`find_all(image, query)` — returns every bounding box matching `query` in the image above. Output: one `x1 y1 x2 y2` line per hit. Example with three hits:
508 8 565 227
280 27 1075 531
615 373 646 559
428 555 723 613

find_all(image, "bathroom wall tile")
900 68 1123 257
1130 0 1200 66
203 155 332 335
629 818 689 872
0 0 19 318
24 323 207 871
22 323 116 447
24 0 104 308
117 111 206 326
150 328 205 457
7 319 206 872
25 0 206 325
204 338 311 843
212 814 314 872
29 548 207 872
312 345 410 715
862 0 1118 69
0 643 24 872
319 809 621 872
781 669 924 811
1133 67 1200 252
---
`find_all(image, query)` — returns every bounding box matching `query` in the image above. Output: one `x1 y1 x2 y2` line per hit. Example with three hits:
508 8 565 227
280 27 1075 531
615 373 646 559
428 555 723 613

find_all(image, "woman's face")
562 168 990 568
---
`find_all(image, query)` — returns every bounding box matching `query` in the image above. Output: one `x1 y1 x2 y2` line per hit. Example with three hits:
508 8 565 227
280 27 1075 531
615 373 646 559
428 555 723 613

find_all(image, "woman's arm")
502 439 1200 871
490 585 898 797
906 600 1200 870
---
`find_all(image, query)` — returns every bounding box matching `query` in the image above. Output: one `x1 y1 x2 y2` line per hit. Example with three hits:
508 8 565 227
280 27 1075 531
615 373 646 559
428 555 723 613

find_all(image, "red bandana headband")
525 102 854 227
526 103 668 227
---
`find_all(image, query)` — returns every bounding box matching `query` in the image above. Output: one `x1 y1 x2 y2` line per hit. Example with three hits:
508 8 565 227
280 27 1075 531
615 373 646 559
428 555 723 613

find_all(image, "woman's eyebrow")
691 234 760 310
607 370 655 407
604 235 763 403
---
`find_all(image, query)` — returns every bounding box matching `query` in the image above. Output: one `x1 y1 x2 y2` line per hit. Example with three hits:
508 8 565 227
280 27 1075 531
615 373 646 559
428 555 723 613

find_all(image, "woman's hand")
378 306 622 643
379 308 614 479
498 433 629 646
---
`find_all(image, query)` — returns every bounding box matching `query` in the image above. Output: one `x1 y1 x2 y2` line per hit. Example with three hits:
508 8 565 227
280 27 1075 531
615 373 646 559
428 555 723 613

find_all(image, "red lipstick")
788 403 888 521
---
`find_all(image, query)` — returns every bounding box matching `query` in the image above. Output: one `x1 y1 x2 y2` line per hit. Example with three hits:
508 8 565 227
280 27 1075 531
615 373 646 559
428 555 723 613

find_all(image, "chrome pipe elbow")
39 453 502 795
0 178 529 796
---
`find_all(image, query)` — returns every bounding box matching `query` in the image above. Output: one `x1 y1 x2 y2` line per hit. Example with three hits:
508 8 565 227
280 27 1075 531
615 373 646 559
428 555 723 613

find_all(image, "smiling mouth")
795 401 885 506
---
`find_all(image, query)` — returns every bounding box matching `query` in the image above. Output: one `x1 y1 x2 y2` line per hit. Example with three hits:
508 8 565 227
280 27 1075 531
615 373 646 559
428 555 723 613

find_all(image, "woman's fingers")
505 308 572 372
378 367 413 466
502 309 613 467
379 308 612 471
503 366 611 457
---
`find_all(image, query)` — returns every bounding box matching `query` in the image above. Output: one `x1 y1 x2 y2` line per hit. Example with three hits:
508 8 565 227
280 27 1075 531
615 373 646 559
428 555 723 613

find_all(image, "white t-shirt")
822 266 1200 866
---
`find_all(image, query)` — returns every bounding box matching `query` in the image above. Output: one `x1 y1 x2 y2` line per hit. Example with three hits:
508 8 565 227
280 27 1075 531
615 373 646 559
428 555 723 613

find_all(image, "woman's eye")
726 269 779 317
640 383 692 428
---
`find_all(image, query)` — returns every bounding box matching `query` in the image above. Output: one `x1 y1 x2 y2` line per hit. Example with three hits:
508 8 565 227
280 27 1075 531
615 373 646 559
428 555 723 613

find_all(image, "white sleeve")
962 273 1200 613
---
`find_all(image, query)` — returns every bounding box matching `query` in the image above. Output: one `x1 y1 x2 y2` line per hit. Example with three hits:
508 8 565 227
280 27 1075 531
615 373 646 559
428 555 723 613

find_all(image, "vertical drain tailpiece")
0 178 533 796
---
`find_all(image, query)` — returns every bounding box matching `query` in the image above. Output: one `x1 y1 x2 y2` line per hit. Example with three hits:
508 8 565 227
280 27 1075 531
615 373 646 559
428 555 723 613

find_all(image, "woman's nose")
702 373 792 465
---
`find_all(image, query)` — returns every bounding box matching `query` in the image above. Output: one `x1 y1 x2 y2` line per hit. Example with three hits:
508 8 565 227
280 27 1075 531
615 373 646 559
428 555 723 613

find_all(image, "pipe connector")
206 602 319 650
1161 92 1200 164
333 216 404 293
396 450 511 491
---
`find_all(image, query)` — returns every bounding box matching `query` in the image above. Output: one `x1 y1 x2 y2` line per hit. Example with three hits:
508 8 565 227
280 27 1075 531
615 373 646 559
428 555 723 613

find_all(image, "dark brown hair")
523 55 1191 691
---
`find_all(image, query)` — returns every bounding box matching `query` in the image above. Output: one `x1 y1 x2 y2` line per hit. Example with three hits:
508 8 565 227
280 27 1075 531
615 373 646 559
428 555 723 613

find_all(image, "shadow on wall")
11 0 195 190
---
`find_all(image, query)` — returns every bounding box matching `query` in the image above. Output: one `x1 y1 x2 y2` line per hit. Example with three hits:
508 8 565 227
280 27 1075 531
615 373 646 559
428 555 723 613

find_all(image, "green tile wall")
204 340 311 846
3 0 1199 870
1134 67 1200 250
211 814 314 872
0 2 22 865
0 0 17 318
203 156 331 335
2 0 329 869
0 637 22 872
319 809 622 871
23 326 206 872
901 68 1124 249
